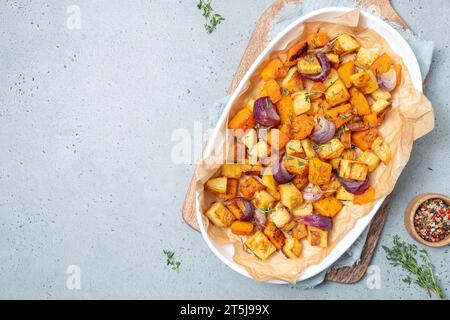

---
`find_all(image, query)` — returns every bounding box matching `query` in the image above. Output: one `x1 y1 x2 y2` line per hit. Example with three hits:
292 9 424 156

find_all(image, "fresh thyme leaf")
163 249 181 272
304 56 315 64
382 235 444 299
259 207 274 213
339 113 351 120
197 0 225 34
282 88 290 96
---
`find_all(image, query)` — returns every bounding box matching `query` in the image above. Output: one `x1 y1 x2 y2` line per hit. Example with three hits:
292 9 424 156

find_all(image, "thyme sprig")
197 0 225 34
163 250 181 272
382 235 444 299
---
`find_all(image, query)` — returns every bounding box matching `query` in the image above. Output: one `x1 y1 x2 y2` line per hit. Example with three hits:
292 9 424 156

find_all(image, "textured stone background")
0 0 448 299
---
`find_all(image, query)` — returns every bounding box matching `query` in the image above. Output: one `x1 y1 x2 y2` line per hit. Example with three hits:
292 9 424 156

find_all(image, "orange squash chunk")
276 96 295 125
231 221 254 236
324 103 353 128
306 32 329 49
291 114 315 140
263 79 282 103
338 61 355 88
353 186 375 205
349 87 371 116
352 128 379 151
313 196 343 217
228 108 254 130
261 58 286 81
239 177 265 199
369 53 392 74
308 158 332 185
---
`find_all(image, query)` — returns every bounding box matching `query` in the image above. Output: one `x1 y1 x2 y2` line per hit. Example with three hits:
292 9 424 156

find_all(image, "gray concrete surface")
0 0 448 299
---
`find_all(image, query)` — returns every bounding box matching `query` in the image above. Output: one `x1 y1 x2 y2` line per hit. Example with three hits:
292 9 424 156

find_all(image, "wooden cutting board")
183 0 408 284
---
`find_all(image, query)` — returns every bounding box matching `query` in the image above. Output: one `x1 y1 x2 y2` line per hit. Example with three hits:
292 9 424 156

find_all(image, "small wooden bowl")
404 193 450 247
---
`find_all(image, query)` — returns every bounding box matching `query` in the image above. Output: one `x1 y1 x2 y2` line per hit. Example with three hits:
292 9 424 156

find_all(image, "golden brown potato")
268 204 292 229
312 196 343 217
357 150 381 172
245 231 277 260
339 159 369 181
355 47 379 69
371 137 391 164
332 34 361 55
205 177 228 194
253 190 276 210
282 238 302 258
220 164 243 179
279 183 303 210
307 226 328 247
336 186 355 201
263 221 286 250
315 138 345 160
325 80 350 107
205 202 236 227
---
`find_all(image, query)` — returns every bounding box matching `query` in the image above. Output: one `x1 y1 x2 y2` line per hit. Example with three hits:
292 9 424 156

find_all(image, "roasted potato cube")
221 164 243 179
242 128 257 149
263 221 286 250
282 67 303 93
306 32 329 48
307 226 328 248
332 34 361 55
301 139 317 159
242 161 263 175
371 137 391 164
326 53 340 68
336 186 355 201
266 128 290 150
298 54 323 74
320 174 341 197
282 238 302 258
248 140 270 159
357 150 381 172
342 149 356 160
371 89 392 101
292 222 308 240
226 201 245 220
261 58 286 81
360 70 379 94
323 68 340 89
283 155 309 176
355 47 379 69
315 138 345 159
253 190 276 210
330 157 341 170
261 167 277 191
245 231 277 260
205 202 236 227
279 183 303 210
292 90 311 115
231 221 254 236
291 202 313 217
339 159 369 181
269 205 292 229
325 80 350 107
371 99 391 114
217 178 238 200
313 196 343 217
350 70 371 88
308 158 332 185
239 177 265 199
205 177 228 194
281 220 297 232
286 139 305 157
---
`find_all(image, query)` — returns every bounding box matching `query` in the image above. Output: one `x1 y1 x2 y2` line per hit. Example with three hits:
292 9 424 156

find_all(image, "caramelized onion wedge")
253 97 281 128
338 176 370 195
311 116 336 144
295 214 332 231
299 52 331 82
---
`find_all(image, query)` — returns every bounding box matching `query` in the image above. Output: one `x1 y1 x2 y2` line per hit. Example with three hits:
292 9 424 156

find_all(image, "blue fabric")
209 2 434 288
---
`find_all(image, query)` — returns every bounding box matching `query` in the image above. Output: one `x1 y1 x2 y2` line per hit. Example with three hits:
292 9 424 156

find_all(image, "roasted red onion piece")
377 68 397 92
225 197 255 221
253 97 281 128
338 176 370 195
299 52 331 82
295 214 332 231
273 153 294 184
311 116 336 144
253 209 267 229
302 183 323 202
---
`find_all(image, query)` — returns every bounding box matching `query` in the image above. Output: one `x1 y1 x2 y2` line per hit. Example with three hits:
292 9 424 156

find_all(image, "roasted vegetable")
355 47 379 69
315 138 345 159
248 140 270 159
205 177 228 194
291 202 313 217
325 79 350 107
340 130 352 149
282 238 302 258
352 128 379 151
357 150 381 172
242 128 257 149
301 139 317 159
253 190 276 210
239 177 265 199
268 204 292 228
339 159 369 181
228 108 254 130
266 128 290 150
292 174 309 191
322 68 340 89
291 114 315 140
217 178 238 200
276 96 295 125
261 58 286 81
285 139 305 157
263 221 286 250
306 32 329 48
371 137 391 164
360 70 379 94
350 87 371 116
245 231 277 260
326 53 340 68
231 220 254 235
371 89 392 101
292 222 308 240
281 67 303 92
369 53 392 74
263 79 282 103
371 99 391 114
307 226 328 247
221 164 243 179
292 90 311 115
279 183 303 210
261 167 277 191
350 70 371 88
284 41 307 67
338 61 355 88
353 186 375 205
332 34 361 55
205 202 236 227
283 155 309 176
312 196 343 217
253 97 281 128
336 186 355 201
298 54 323 74
324 103 353 128
311 116 336 144
308 158 332 185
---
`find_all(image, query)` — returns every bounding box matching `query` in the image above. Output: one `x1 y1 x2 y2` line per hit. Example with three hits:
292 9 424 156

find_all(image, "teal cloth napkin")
208 1 434 288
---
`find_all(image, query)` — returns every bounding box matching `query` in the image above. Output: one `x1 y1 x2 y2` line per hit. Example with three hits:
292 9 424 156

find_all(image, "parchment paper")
195 10 434 283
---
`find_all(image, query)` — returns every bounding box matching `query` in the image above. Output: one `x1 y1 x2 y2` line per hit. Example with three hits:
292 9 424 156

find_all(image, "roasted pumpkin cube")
323 68 340 89
205 177 228 194
266 128 290 150
309 82 327 100
217 178 238 200
324 103 353 128
291 114 315 140
370 53 392 74
330 157 341 170
339 159 369 181
350 70 371 88
292 175 309 191
355 47 379 69
283 238 302 258
261 58 286 81
332 34 361 55
336 186 355 201
298 54 322 74
266 188 281 201
350 87 371 116
284 41 307 67
281 220 297 232
282 67 303 93
353 186 375 205
221 164 243 179
291 202 313 217
263 79 282 103
325 79 350 107
268 204 292 229
357 150 381 172
313 196 343 217
292 90 311 115
338 61 355 88
283 155 309 176
308 158 332 185
371 89 392 101
306 32 329 48
371 137 391 164
360 70 379 94
340 128 352 149
231 221 254 236
352 128 379 151
228 108 253 130
253 190 276 210
239 177 265 199
205 202 236 228
307 226 328 248
276 96 295 125
315 138 345 160
286 139 305 157
371 99 391 114
279 183 303 210
263 221 286 250
301 139 317 159
292 222 308 240
245 231 277 260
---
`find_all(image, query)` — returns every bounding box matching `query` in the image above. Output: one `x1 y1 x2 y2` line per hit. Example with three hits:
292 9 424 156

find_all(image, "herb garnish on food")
163 250 181 272
197 0 225 34
382 235 444 299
